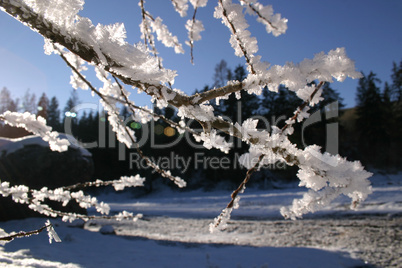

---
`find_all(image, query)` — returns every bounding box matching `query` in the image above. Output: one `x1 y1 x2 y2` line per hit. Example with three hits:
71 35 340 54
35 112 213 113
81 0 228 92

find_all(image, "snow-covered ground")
0 172 401 267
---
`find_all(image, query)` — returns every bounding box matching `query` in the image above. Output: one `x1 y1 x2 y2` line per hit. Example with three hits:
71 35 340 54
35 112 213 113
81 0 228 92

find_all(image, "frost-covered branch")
185 0 207 64
0 224 48 242
0 0 372 234
210 154 263 232
240 0 287 37
215 0 259 74
0 220 60 244
1 0 184 106
281 81 324 135
139 0 184 55
189 47 361 105
58 49 187 188
0 176 146 223
171 0 189 17
112 76 197 136
0 0 360 108
139 0 165 70
61 176 144 192
0 112 69 152
209 80 371 231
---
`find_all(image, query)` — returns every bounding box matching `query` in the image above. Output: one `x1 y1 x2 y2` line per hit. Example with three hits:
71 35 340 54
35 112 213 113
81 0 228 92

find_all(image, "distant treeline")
0 60 401 190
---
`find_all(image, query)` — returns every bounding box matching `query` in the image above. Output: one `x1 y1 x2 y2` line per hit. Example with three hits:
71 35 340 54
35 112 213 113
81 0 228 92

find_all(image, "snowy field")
0 172 401 268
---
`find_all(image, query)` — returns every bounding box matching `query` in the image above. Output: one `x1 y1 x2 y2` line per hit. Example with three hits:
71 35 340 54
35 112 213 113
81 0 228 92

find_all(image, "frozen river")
88 173 402 267
1 172 401 267
97 214 400 267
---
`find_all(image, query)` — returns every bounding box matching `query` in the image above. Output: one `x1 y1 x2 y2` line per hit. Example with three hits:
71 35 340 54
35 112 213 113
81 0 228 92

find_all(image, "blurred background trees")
1 59 401 190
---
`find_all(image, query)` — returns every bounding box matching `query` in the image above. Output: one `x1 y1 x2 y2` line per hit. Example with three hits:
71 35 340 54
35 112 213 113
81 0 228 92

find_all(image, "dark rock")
0 135 94 221
99 225 116 235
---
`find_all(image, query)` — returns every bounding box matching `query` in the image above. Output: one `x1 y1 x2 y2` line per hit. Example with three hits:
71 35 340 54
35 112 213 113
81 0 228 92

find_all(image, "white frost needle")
46 220 62 244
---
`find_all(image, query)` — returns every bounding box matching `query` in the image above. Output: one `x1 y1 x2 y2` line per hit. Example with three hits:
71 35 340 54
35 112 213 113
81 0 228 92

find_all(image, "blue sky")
0 0 401 110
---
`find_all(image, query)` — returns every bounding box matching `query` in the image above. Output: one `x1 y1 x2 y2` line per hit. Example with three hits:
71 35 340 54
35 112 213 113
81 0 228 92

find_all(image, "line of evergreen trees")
351 61 402 169
1 60 401 190
0 88 80 137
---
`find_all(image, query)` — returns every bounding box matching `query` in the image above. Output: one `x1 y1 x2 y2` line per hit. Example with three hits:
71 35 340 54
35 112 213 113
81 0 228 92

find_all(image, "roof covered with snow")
0 134 91 157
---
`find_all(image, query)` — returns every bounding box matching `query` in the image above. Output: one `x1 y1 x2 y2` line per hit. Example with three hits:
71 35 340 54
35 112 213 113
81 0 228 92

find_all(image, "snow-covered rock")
99 225 116 235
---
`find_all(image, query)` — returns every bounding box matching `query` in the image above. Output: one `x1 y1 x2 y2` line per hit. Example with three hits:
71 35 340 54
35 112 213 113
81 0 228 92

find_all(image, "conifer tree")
315 82 344 111
212 59 231 89
21 89 37 113
390 61 402 141
355 72 389 166
356 72 383 137
37 93 50 120
63 90 79 117
391 60 402 102
47 96 61 131
0 87 18 113
63 90 80 132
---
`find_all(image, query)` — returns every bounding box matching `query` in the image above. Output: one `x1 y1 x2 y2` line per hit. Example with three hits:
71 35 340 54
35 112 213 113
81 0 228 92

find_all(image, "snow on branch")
0 220 60 244
58 49 187 188
1 0 176 88
210 82 371 231
215 0 260 74
234 127 373 221
150 17 185 54
0 111 69 152
185 0 207 64
185 17 204 64
210 154 263 233
139 0 184 58
0 175 147 223
0 0 372 235
242 47 362 96
240 0 287 37
0 0 360 109
280 146 373 220
171 0 189 17
46 220 62 244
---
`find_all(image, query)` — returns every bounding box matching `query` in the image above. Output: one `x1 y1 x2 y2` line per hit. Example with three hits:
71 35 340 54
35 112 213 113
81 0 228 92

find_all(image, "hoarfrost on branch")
0 0 372 235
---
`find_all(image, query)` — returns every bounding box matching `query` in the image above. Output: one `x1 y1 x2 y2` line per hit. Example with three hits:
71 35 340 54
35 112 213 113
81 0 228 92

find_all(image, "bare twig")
188 7 198 64
228 154 264 209
212 154 264 229
0 224 49 241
